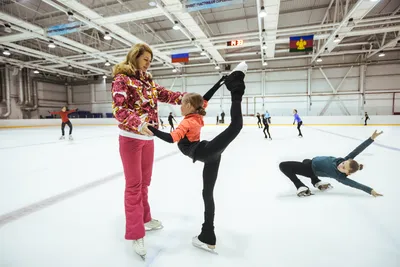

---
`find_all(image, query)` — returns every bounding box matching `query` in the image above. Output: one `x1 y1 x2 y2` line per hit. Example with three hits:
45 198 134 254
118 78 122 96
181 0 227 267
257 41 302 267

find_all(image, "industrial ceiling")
0 0 399 80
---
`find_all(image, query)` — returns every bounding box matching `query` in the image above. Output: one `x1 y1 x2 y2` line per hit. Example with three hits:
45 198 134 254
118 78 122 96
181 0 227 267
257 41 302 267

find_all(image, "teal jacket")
311 138 374 194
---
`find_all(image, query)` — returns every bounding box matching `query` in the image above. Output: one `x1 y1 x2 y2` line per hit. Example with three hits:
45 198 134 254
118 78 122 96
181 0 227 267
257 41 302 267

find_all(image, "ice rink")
0 124 399 267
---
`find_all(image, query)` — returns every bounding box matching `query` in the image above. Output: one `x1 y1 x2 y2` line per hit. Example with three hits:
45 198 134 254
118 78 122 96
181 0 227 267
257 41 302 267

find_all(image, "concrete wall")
0 67 68 119
1 54 399 120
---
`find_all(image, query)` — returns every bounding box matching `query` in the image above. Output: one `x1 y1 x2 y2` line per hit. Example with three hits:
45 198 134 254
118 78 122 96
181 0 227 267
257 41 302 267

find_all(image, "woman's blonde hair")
112 43 153 76
183 93 206 116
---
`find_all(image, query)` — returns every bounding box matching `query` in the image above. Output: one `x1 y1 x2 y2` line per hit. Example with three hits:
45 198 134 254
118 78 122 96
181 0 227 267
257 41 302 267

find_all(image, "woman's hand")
371 130 383 140
371 189 383 197
140 123 154 136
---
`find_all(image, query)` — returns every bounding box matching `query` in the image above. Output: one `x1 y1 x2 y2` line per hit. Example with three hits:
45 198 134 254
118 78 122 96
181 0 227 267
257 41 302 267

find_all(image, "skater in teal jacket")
279 130 384 197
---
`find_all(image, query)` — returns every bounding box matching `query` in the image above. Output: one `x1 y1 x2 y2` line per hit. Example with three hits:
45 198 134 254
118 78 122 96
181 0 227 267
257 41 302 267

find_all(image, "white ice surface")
0 124 399 267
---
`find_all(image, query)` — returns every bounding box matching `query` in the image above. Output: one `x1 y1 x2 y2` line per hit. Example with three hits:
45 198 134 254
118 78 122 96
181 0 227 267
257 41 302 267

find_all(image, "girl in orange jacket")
49 106 77 140
148 62 247 253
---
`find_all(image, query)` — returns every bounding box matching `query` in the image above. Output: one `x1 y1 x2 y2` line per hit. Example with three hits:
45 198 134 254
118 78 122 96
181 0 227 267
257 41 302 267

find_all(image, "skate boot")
297 186 313 197
192 236 218 254
145 219 163 231
132 238 146 260
59 135 65 140
224 61 247 97
69 135 73 140
315 181 333 191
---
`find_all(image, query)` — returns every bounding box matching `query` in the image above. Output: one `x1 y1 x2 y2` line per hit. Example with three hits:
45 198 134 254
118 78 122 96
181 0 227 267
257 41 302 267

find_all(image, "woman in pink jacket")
111 43 185 259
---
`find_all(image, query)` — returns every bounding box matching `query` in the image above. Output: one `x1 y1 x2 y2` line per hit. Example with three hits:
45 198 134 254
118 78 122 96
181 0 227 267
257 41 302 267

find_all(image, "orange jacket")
170 101 208 143
51 109 76 123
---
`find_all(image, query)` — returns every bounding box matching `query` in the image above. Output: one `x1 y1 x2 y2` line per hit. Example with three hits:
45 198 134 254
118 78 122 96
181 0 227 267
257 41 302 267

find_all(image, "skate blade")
297 192 313 197
319 185 333 192
145 225 164 231
192 243 218 255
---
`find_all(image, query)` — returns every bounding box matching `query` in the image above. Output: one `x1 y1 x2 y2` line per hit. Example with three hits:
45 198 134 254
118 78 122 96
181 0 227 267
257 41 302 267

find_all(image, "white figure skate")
192 236 218 255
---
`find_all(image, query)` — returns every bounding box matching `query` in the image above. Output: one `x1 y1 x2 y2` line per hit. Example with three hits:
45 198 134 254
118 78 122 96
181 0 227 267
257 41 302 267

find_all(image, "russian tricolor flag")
171 53 189 63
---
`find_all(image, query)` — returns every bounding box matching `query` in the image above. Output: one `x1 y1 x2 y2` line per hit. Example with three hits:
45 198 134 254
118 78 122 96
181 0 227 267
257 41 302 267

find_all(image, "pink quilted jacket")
111 70 185 135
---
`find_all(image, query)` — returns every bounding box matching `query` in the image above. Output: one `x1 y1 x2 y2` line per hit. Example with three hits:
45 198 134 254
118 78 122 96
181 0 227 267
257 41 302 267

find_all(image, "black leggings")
61 121 73 135
279 159 321 189
257 118 262 128
297 121 303 136
263 123 271 138
193 73 244 246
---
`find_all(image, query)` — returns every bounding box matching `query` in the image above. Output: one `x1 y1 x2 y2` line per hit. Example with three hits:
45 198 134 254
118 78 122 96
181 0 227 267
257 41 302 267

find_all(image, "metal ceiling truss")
0 0 399 77
312 0 382 63
42 0 177 69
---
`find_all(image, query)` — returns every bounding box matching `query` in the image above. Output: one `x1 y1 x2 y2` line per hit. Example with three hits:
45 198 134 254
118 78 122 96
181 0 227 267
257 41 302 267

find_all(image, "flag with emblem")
290 35 314 52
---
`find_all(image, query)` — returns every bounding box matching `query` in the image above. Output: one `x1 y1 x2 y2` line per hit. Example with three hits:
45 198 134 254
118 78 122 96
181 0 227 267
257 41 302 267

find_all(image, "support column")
90 84 95 103
359 64 366 114
307 67 312 115
219 73 224 113
67 84 73 105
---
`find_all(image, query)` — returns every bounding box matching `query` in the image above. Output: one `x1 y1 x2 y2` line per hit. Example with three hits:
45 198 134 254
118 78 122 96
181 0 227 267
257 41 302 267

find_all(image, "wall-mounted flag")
290 35 314 52
171 53 189 63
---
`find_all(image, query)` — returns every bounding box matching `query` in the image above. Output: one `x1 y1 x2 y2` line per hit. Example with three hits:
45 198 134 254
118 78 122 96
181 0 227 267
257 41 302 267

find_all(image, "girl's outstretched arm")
344 138 374 160
337 177 373 194
344 131 382 159
148 126 173 143
148 119 190 144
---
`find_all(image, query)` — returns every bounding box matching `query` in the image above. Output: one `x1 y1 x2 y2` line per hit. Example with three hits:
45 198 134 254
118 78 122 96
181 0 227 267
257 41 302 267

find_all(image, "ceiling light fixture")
259 6 267 17
48 40 56 48
173 21 180 30
67 11 74 22
104 32 112 40
4 23 12 33
3 48 10 56
262 42 267 49
333 35 340 43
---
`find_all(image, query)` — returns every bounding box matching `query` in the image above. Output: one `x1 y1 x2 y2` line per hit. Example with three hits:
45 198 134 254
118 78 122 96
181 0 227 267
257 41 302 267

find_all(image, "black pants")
257 119 262 128
364 118 369 125
297 121 303 136
279 159 321 189
61 121 73 135
169 121 174 132
193 72 244 246
263 123 271 138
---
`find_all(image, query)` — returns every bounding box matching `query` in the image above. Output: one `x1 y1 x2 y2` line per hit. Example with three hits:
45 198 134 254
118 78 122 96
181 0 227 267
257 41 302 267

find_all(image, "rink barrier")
0 116 400 128
1 123 400 129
